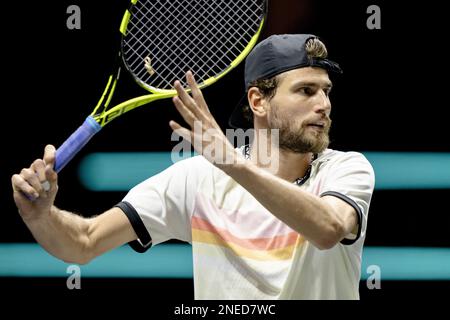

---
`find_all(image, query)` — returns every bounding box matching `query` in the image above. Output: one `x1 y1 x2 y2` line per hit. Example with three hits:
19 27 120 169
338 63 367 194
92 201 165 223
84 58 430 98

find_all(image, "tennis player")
12 34 374 299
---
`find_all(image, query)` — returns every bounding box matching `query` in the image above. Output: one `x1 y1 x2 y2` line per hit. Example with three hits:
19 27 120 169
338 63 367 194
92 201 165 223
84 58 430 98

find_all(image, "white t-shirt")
118 148 375 299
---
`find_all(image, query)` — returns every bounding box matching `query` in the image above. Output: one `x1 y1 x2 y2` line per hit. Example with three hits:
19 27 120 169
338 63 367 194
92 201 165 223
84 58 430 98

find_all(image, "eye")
299 87 314 96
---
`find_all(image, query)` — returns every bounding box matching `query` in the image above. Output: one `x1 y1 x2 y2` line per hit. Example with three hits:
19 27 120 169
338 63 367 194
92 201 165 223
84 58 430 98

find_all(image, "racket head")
120 0 268 94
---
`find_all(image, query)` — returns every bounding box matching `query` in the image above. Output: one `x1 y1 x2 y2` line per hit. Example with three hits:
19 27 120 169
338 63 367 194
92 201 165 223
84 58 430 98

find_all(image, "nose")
313 90 331 115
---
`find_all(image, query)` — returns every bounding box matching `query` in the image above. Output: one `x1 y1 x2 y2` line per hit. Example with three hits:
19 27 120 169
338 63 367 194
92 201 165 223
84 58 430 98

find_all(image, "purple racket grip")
54 116 101 173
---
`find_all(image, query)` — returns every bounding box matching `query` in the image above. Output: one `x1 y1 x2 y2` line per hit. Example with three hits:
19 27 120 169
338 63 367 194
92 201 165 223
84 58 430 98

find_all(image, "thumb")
170 121 193 143
44 163 58 196
43 144 56 169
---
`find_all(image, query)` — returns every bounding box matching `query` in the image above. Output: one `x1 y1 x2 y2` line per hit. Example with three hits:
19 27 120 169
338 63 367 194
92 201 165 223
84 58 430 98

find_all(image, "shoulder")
317 149 373 169
316 149 375 182
168 154 222 182
170 154 215 171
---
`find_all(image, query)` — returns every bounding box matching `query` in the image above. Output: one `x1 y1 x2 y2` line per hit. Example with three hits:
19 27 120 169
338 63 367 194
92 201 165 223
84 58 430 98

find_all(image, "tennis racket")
54 0 268 173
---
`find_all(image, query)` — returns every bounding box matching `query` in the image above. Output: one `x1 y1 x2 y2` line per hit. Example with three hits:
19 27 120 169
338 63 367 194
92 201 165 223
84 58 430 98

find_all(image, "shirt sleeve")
118 156 209 252
319 152 375 245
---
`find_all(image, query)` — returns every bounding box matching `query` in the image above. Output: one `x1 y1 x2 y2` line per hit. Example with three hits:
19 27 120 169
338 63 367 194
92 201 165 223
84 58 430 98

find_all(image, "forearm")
23 206 93 264
224 162 345 249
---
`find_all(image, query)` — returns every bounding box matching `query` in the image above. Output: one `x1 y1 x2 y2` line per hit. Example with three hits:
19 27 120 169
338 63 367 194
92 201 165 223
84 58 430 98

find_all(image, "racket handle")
55 116 101 173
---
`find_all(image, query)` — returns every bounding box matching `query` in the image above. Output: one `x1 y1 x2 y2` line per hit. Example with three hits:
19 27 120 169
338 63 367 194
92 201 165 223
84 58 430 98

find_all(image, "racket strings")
136 3 220 82
122 0 264 90
128 1 237 82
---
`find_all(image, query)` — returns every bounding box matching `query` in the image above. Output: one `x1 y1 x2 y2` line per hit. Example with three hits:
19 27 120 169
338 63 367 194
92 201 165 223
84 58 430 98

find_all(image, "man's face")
267 67 333 154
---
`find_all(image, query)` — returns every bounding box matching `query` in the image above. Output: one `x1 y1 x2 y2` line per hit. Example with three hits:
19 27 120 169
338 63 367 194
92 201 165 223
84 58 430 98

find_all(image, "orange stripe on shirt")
192 228 302 261
192 216 302 251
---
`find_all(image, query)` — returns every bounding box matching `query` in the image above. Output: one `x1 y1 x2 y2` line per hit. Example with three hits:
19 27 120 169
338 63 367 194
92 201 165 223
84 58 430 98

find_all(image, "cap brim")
310 58 343 74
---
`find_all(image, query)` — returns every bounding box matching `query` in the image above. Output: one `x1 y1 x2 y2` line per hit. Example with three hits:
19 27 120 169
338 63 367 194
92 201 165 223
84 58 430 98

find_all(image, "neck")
248 129 313 182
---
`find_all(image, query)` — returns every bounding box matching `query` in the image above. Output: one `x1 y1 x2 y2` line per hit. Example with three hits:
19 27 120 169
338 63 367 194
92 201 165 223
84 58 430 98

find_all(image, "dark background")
1 0 449 305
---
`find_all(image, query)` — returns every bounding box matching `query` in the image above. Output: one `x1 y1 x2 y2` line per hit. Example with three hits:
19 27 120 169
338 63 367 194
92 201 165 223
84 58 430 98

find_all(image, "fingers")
31 158 53 196
12 174 39 200
21 168 45 195
173 72 208 123
11 145 59 201
15 164 49 200
172 71 222 138
31 159 46 185
174 80 195 110
186 71 210 113
172 95 197 127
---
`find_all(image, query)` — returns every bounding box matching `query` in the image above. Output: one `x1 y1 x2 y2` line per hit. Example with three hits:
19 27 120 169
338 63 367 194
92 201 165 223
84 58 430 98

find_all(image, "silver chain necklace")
243 145 316 186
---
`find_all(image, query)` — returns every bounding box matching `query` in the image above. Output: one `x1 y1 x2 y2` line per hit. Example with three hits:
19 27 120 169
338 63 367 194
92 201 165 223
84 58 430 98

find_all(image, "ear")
248 87 268 117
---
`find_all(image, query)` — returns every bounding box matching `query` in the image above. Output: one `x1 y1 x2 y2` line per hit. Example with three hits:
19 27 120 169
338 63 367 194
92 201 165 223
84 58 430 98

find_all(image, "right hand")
11 145 58 221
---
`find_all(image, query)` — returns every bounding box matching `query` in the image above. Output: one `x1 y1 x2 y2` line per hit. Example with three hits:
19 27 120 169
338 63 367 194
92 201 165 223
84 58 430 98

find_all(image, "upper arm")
319 152 375 245
86 207 138 260
321 195 359 239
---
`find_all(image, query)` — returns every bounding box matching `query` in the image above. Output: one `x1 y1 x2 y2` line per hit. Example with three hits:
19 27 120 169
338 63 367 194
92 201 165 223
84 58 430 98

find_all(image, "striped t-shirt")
120 148 375 299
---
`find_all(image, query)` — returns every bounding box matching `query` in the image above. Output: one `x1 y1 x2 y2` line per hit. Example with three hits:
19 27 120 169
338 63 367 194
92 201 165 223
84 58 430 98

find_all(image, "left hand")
169 71 244 170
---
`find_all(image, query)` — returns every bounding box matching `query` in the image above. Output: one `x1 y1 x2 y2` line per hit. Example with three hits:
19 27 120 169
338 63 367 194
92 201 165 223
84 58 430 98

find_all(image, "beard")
268 104 331 154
